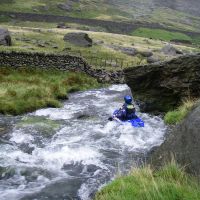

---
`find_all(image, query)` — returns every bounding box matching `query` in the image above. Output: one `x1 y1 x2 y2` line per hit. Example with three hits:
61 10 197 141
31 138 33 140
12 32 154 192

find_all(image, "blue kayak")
113 110 144 127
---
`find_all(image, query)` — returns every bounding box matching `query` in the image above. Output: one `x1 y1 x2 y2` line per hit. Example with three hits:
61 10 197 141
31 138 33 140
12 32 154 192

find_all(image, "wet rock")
149 103 200 177
0 28 12 46
0 166 15 180
20 178 83 200
161 44 183 56
0 127 5 135
62 162 84 176
124 53 200 112
77 114 91 120
63 32 93 47
19 143 34 154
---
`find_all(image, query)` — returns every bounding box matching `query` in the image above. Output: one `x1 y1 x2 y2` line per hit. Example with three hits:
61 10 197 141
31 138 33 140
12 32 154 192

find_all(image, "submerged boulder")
0 28 12 46
149 103 200 177
63 32 93 47
124 54 200 112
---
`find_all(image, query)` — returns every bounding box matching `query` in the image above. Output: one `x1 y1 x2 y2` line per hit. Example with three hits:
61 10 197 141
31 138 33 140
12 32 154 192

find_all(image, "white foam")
0 84 167 200
108 84 130 91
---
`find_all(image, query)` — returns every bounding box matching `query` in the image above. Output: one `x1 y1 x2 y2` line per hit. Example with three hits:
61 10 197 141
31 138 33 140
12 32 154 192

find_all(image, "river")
0 85 166 200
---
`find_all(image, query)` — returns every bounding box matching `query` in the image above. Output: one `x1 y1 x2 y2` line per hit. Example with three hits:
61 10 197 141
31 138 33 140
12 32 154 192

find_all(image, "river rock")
149 103 200 177
0 28 12 46
63 32 93 47
124 54 200 112
161 44 183 56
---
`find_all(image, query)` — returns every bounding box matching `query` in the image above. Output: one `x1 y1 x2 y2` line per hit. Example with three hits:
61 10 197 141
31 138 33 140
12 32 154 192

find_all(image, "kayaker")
112 95 137 121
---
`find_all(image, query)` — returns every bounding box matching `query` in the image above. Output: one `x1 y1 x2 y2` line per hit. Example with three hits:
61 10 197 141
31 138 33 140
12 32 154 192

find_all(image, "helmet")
124 95 132 104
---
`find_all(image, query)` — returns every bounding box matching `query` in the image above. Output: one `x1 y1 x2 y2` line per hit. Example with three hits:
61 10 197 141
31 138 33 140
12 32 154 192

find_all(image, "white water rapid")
0 85 166 200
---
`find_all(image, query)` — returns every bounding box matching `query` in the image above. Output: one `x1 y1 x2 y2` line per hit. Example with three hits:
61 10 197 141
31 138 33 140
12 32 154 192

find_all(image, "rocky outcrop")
147 55 160 63
108 45 138 56
161 44 183 56
138 50 153 58
124 54 200 112
63 32 93 47
0 28 12 46
149 103 200 177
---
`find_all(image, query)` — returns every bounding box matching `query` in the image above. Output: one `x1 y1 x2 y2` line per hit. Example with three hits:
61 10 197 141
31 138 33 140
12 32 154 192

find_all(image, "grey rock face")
161 44 183 56
109 45 138 56
149 103 200 177
0 28 12 46
139 50 153 57
147 55 160 63
63 32 93 47
124 54 200 112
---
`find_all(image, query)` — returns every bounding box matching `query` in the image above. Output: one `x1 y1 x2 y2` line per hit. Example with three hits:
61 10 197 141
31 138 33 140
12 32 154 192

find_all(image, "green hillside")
0 0 200 33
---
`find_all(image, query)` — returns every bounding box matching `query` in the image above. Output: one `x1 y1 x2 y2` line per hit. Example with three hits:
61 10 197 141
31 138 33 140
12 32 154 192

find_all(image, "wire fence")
65 49 144 70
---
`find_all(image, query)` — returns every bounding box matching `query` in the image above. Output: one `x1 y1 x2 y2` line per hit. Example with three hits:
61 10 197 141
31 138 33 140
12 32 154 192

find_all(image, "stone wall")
0 51 124 83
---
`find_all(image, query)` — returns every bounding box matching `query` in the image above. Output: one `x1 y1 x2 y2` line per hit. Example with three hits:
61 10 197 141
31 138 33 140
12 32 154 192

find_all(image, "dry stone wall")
0 51 124 83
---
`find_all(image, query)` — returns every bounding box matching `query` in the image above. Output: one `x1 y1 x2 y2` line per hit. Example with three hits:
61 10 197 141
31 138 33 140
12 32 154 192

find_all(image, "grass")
132 28 192 42
164 99 197 125
0 67 101 115
95 162 200 200
0 25 198 71
0 0 130 21
0 0 200 33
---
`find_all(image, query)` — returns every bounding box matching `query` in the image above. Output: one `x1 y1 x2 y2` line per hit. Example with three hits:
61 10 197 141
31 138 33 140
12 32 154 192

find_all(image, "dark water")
0 85 166 200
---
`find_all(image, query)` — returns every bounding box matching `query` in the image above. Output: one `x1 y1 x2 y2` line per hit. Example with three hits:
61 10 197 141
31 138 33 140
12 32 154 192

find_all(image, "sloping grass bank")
0 67 101 115
132 28 192 42
164 99 198 125
95 162 200 200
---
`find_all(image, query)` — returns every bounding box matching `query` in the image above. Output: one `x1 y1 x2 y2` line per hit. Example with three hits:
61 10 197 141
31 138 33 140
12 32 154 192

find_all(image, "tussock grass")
164 99 197 125
95 162 200 200
0 67 101 115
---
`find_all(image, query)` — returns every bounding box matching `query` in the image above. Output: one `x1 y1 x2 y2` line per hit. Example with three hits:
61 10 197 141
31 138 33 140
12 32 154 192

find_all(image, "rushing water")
0 85 166 200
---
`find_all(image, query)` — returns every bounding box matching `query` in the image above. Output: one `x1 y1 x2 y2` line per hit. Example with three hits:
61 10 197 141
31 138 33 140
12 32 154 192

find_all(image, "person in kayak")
112 95 137 121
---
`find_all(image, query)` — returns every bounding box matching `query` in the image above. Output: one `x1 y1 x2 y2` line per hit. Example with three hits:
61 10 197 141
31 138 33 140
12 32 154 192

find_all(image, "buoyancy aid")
124 103 136 119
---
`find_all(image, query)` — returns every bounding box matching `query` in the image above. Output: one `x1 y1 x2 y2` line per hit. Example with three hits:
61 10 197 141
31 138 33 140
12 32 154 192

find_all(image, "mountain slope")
0 0 200 33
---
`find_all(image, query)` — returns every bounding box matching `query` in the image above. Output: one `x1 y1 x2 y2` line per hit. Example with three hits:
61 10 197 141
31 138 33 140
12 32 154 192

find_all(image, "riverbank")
95 162 200 200
0 67 101 115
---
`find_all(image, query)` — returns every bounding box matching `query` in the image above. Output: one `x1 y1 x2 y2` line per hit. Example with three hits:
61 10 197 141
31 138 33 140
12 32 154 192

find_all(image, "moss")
95 162 200 200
